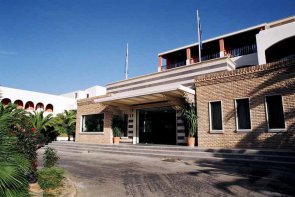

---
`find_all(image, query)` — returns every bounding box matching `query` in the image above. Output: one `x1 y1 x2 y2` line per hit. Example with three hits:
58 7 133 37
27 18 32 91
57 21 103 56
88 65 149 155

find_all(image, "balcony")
201 52 220 61
226 44 257 57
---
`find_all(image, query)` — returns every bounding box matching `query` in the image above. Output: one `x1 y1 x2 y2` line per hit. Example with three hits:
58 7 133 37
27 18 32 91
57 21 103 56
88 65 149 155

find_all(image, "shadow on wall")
223 60 295 149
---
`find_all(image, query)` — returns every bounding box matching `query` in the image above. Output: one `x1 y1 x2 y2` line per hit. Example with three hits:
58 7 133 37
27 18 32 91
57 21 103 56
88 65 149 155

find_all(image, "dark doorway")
138 107 176 145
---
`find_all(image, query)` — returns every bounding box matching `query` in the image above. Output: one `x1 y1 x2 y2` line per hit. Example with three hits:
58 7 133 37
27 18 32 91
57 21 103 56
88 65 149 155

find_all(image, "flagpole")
197 10 202 63
125 43 129 79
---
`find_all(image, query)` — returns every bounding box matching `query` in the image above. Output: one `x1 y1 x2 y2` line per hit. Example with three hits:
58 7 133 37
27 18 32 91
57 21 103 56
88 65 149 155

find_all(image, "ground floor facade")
75 59 295 149
76 99 189 145
196 59 295 149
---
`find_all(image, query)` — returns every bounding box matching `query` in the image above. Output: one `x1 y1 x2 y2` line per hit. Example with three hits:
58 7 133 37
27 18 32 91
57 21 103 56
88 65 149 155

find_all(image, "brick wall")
195 59 295 149
75 98 118 144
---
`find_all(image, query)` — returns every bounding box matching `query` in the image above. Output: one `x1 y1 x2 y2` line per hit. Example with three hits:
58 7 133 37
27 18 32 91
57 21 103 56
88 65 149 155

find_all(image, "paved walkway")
38 150 295 197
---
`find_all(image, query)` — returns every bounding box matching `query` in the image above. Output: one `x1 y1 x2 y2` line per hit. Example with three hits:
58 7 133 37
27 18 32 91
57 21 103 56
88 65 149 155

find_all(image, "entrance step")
42 141 295 169
120 137 132 144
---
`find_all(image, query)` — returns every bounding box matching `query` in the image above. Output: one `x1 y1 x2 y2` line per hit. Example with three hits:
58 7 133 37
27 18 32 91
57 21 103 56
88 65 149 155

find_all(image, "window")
81 114 104 132
209 101 223 131
265 95 285 130
235 98 251 131
86 93 89 98
75 93 78 99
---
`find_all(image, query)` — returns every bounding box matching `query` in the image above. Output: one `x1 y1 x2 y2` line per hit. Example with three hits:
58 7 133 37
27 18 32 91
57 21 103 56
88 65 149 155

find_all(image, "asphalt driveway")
38 150 295 197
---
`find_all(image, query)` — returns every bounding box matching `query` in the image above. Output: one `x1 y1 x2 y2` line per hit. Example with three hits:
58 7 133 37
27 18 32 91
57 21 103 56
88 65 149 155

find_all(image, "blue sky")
0 0 294 94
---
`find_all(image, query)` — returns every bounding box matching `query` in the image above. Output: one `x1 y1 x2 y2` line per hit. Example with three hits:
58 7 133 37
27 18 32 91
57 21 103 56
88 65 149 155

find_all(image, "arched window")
45 104 53 112
14 100 24 109
25 101 34 111
1 98 11 106
35 102 44 111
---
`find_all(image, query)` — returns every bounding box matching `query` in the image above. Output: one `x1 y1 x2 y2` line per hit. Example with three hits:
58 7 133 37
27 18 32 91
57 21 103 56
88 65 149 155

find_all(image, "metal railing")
161 60 186 71
227 44 257 57
201 52 220 61
170 61 186 68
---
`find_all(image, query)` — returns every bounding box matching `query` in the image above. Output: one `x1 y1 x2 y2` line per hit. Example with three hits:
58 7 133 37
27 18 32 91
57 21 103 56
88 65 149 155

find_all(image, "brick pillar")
186 48 191 65
158 56 163 72
219 38 225 57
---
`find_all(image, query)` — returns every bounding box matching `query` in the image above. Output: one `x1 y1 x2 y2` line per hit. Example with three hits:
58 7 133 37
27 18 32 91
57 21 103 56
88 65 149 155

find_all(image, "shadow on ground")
187 160 295 196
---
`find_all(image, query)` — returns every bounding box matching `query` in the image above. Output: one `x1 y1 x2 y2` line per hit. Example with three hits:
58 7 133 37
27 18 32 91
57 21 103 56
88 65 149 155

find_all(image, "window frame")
265 94 286 132
209 100 224 133
235 98 252 132
80 113 105 134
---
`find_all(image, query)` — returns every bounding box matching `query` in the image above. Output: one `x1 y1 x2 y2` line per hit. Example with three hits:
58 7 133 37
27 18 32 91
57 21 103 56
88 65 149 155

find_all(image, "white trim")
80 113 105 133
134 109 139 144
95 84 195 103
106 57 228 88
79 115 83 133
234 98 252 132
79 132 105 135
264 95 286 132
209 100 224 133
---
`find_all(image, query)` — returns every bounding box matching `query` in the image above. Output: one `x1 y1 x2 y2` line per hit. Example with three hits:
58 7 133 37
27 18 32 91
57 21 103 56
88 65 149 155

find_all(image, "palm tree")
53 110 76 141
181 102 198 138
29 111 53 132
29 111 53 144
0 103 30 196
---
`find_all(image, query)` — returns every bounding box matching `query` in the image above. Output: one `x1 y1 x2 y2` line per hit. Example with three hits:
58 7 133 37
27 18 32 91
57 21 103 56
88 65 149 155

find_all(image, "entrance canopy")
94 84 195 106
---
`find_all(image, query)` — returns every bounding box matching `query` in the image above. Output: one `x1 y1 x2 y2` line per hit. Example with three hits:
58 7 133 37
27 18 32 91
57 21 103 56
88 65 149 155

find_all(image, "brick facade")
195 59 295 149
75 97 119 144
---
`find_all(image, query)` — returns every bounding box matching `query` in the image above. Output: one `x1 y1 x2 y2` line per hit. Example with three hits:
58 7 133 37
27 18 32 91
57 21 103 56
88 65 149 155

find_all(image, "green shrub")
181 102 198 137
43 147 59 168
113 127 121 137
38 167 65 190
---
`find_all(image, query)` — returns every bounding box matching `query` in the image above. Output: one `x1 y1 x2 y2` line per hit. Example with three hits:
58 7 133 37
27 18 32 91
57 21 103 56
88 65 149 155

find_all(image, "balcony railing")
161 60 186 71
201 52 220 61
226 44 257 57
170 60 186 68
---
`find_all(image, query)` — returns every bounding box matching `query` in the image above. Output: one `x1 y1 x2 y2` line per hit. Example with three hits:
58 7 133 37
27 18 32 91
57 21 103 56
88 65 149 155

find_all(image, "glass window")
210 101 223 131
266 95 285 129
236 98 251 130
82 114 104 132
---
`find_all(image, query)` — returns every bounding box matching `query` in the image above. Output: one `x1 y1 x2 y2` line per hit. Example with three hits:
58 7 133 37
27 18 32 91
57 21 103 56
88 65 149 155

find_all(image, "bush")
113 127 121 137
43 147 59 168
38 167 65 190
181 102 198 137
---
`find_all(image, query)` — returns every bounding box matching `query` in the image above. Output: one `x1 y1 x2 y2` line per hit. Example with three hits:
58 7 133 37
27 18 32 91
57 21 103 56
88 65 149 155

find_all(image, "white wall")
60 85 106 99
0 86 76 115
231 53 259 68
84 86 106 98
256 21 295 64
61 90 85 99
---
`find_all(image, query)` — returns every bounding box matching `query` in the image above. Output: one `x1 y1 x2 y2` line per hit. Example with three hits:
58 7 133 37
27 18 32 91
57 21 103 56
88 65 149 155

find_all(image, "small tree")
53 110 76 141
0 103 31 196
181 102 198 138
29 111 53 144
111 115 123 137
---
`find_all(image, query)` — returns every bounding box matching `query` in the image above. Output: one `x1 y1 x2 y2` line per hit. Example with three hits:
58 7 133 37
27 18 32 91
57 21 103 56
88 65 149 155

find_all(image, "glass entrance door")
138 107 176 145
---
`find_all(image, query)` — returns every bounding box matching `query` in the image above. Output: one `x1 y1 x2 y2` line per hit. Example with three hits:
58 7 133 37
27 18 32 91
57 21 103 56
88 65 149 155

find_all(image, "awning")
94 84 195 106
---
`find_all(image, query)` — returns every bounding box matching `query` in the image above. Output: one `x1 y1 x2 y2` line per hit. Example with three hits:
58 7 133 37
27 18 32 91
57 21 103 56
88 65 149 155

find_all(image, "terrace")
158 27 261 71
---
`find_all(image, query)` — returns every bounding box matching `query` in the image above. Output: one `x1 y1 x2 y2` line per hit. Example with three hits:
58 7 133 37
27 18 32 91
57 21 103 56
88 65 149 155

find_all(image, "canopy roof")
94 84 195 106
